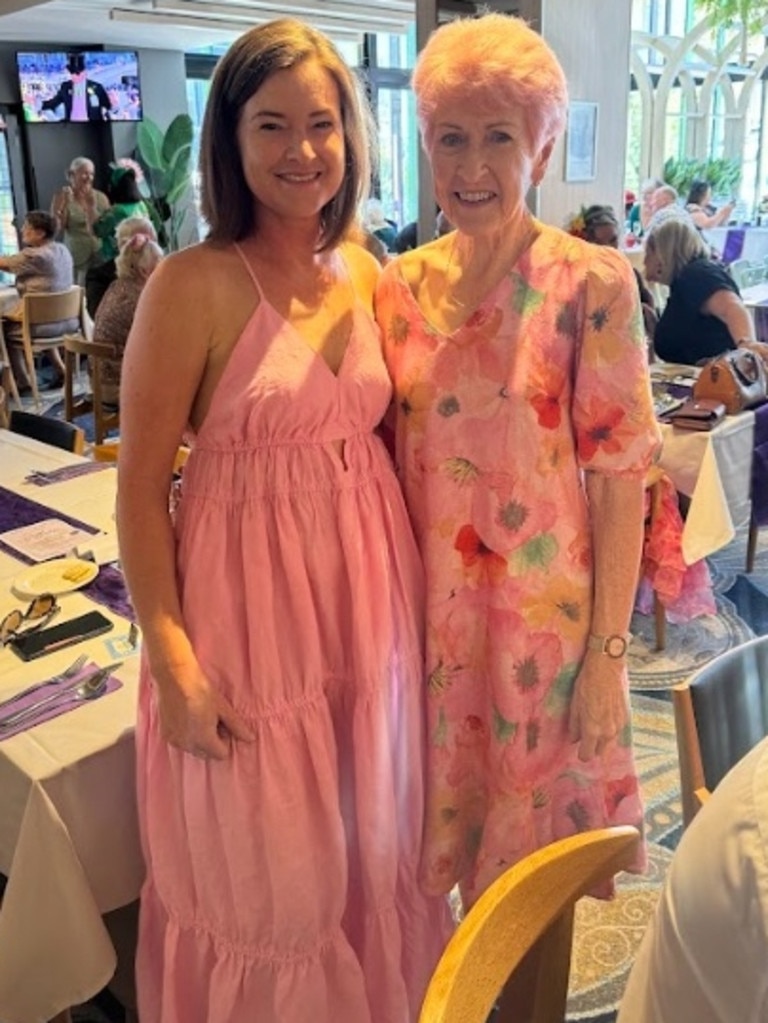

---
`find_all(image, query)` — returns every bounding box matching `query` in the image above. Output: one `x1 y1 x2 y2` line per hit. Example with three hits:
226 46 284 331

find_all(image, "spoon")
0 663 122 730
0 653 89 711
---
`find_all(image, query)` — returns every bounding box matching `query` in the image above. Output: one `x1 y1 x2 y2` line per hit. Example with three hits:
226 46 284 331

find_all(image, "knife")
0 662 123 728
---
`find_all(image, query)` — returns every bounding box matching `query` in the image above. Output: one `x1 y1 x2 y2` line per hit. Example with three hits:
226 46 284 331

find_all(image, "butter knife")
0 662 123 729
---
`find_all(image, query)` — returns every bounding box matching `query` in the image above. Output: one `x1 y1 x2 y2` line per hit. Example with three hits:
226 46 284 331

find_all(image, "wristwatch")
586 633 630 658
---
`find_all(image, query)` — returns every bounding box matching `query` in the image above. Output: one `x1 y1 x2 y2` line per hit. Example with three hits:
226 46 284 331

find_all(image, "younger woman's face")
236 60 346 228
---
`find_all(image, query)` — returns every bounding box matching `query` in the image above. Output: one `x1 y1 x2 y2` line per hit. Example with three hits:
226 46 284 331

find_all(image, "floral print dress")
376 224 661 906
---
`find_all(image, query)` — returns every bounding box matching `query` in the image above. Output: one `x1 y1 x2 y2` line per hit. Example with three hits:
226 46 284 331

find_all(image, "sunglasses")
0 593 60 646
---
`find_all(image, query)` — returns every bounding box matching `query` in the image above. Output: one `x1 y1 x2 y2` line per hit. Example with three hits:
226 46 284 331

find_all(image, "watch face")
606 635 628 658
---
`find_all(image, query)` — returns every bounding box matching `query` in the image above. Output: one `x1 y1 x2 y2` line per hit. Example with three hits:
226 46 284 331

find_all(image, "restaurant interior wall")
502 0 635 232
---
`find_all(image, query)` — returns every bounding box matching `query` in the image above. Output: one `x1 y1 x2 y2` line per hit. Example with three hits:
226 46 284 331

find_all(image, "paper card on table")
0 518 97 563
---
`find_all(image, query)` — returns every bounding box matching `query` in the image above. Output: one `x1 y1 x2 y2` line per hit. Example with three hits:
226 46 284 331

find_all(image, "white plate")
12 558 99 597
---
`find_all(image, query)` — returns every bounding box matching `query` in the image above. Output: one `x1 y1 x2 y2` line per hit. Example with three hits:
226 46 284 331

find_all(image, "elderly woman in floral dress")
376 14 661 934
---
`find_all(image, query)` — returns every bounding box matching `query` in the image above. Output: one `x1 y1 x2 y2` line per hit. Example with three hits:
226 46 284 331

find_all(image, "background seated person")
617 735 768 1023
644 216 756 365
85 214 158 318
685 179 735 230
628 176 663 237
92 231 163 405
0 210 77 392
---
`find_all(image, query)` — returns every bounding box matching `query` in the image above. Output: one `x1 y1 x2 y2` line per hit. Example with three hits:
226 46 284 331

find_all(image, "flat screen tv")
16 51 143 123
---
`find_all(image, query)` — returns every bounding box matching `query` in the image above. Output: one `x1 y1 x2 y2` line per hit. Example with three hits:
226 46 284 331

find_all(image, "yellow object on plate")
12 558 99 597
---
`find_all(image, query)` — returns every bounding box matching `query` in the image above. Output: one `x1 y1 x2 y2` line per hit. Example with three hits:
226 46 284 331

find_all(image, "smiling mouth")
455 190 495 203
278 172 321 183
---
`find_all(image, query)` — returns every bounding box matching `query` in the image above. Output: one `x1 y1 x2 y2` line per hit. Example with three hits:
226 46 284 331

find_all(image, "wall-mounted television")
16 51 143 123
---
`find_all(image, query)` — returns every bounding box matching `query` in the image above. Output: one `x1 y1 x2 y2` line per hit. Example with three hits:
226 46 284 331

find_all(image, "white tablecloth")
0 431 141 1023
658 411 754 564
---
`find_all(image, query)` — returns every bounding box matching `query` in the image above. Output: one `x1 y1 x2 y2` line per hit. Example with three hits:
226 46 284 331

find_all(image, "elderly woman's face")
427 100 553 236
70 164 94 190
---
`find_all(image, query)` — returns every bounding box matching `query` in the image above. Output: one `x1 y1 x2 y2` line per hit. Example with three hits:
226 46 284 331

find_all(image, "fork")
0 653 89 712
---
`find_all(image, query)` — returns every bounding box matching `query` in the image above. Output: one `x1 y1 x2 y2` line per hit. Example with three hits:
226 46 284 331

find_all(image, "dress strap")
233 242 264 298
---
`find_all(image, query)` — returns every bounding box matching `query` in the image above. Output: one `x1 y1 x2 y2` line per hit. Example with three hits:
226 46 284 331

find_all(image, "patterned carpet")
566 528 768 1022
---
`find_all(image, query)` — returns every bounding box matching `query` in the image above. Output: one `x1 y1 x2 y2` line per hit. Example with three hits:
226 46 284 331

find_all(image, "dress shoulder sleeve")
572 247 661 476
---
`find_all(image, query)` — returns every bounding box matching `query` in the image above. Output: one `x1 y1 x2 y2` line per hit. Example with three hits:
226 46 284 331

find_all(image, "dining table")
657 411 755 563
0 429 142 1023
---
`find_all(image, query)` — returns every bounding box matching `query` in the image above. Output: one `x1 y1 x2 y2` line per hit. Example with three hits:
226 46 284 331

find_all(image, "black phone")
9 610 114 661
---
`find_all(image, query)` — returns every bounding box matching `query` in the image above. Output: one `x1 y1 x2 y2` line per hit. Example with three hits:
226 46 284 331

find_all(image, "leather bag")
693 348 767 415
669 398 727 432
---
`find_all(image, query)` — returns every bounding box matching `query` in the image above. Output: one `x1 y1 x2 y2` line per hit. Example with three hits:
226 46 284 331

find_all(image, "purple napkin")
25 463 113 487
0 663 123 741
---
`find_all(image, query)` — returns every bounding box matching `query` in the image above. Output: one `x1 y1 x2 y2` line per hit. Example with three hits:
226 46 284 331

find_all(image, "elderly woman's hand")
568 654 630 761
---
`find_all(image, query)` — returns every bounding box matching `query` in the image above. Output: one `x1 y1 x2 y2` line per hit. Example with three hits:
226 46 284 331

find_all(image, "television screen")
17 51 143 123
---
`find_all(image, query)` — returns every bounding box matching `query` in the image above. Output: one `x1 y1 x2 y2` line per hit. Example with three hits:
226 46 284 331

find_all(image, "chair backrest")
418 826 640 1023
63 334 119 445
673 634 768 826
9 409 85 454
729 258 750 288
22 287 83 329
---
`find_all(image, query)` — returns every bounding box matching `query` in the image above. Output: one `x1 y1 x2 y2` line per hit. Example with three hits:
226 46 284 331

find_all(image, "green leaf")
136 118 165 171
162 113 194 167
508 532 558 573
545 663 577 714
492 704 518 743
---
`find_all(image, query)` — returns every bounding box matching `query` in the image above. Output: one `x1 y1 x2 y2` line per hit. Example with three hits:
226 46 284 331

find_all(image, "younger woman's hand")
153 659 255 760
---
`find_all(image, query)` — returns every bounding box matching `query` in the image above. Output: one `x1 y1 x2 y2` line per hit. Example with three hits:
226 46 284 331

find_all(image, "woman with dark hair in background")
94 166 151 262
118 17 451 1023
685 179 735 231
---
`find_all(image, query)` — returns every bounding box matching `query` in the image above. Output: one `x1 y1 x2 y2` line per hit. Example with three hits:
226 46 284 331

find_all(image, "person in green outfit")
94 165 152 262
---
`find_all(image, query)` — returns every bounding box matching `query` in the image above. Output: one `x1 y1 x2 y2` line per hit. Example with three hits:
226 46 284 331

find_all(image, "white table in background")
658 411 755 564
0 430 141 1023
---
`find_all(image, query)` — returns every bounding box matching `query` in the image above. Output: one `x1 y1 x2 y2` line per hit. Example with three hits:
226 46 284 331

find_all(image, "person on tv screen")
39 53 112 122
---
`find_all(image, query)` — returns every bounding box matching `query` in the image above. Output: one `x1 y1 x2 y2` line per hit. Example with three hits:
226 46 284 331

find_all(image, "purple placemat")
25 463 113 487
0 486 100 564
83 564 134 621
0 486 133 620
0 663 123 741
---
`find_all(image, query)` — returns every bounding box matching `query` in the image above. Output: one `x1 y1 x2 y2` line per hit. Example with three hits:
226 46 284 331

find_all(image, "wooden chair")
418 826 640 1023
6 287 85 411
63 336 120 446
8 409 85 454
0 385 7 429
0 325 21 409
673 633 768 827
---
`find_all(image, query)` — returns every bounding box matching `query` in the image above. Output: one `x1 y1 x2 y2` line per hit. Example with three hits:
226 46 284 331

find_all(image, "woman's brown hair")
200 18 374 251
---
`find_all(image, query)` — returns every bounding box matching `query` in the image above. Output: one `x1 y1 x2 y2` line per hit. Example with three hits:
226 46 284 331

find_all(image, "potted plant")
134 113 194 251
662 156 741 200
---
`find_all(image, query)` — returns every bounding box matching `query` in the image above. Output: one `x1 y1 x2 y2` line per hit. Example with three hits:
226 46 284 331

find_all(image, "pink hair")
413 13 569 154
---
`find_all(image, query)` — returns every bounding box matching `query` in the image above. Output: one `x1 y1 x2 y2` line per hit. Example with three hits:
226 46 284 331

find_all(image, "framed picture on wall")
565 101 598 183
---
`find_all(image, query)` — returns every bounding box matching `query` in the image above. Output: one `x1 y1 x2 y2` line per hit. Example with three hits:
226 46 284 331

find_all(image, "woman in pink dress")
376 13 661 924
117 19 451 1023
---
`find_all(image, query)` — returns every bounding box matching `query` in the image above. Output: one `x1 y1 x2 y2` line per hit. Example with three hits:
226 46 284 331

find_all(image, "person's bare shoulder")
342 241 382 307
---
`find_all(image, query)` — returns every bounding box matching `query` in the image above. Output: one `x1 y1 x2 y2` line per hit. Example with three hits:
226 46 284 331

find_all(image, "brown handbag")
693 348 767 414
